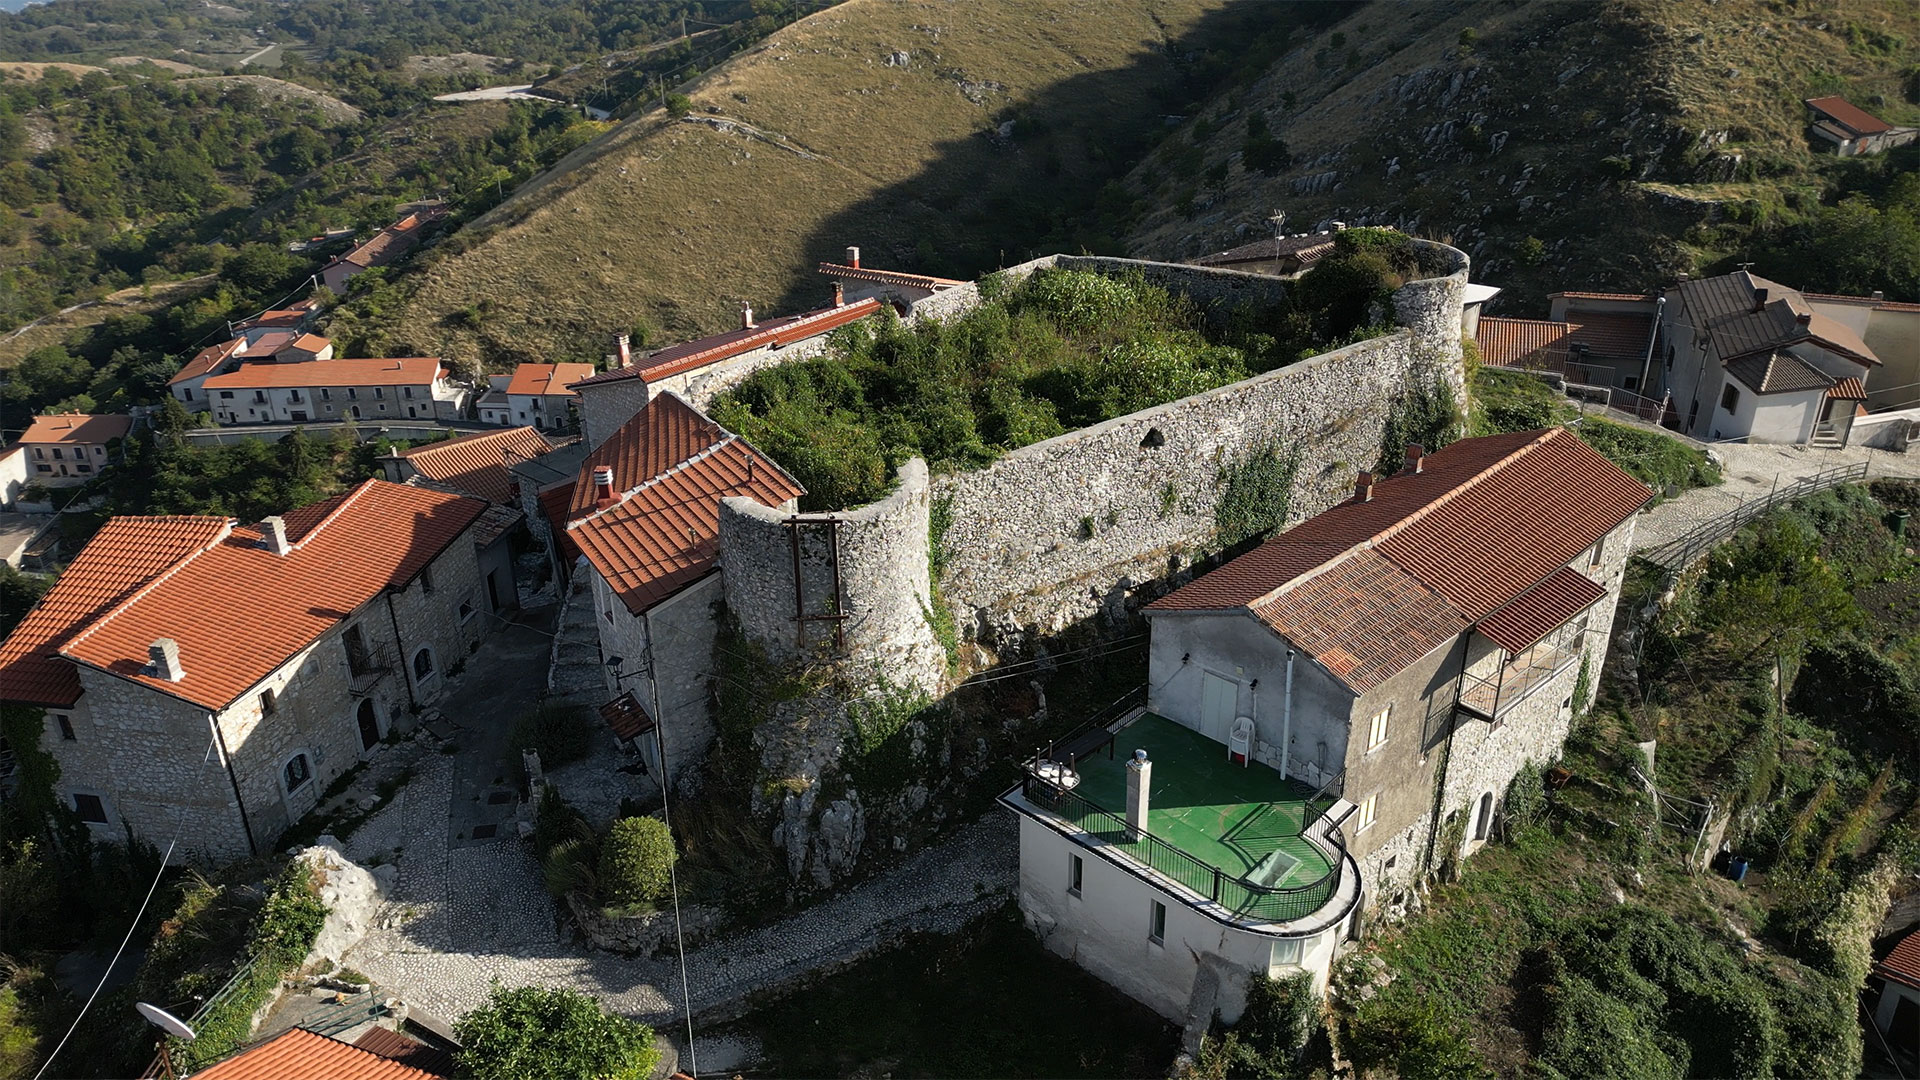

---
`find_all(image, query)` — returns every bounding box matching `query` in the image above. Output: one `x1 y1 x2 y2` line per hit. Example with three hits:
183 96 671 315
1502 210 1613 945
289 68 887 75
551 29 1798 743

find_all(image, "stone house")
500 362 594 432
1189 232 1338 278
0 480 497 863
564 393 803 790
1873 927 1920 1069
201 357 468 425
168 338 248 410
1657 271 1877 446
817 246 964 309
13 413 131 487
1805 96 1920 157
379 425 553 613
1003 428 1648 1022
320 209 442 296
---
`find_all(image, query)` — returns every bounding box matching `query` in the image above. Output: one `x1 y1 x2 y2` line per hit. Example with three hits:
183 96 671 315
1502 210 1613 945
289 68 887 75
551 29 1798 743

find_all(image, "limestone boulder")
298 837 386 965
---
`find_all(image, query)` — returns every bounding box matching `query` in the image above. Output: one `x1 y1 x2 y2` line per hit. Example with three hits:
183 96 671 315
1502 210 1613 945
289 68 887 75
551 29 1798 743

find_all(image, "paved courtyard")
1628 438 1920 553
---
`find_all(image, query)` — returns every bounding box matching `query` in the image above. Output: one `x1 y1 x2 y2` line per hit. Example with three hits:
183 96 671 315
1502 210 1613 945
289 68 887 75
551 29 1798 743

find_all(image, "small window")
419 565 434 594
49 448 61 460
92 445 105 457
31 448 42 459
1270 936 1303 967
459 599 475 622
34 464 49 473
1358 793 1378 830
1366 707 1389 751
219 390 234 399
413 649 434 679
1149 900 1166 944
55 715 75 741
284 754 311 793
374 387 384 399
254 390 267 403
1068 853 1083 896
347 388 357 399
404 386 414 399
76 463 91 473
1588 534 1607 569
73 793 107 823
1720 383 1740 413
321 388 331 400
260 688 276 716
1622 375 1639 391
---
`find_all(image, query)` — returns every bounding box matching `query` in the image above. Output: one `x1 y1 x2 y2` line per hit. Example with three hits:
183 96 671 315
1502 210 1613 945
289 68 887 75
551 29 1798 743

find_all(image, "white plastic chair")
1228 717 1254 765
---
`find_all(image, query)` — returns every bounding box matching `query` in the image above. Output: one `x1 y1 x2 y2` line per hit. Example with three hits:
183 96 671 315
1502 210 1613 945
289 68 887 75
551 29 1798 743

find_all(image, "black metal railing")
1455 640 1582 722
1021 772 1344 925
1030 685 1148 772
1641 460 1870 572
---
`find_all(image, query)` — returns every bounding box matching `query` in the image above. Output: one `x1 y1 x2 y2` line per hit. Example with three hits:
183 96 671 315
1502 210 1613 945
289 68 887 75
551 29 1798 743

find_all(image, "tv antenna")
135 1002 196 1079
1269 209 1287 238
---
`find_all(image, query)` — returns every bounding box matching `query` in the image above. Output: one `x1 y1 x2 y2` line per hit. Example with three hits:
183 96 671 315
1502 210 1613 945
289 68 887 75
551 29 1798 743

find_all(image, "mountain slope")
1124 0 1920 311
367 0 1248 368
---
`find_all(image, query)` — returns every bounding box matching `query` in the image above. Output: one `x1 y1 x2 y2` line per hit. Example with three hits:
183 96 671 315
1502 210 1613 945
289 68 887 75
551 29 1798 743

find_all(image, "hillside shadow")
774 2 1355 314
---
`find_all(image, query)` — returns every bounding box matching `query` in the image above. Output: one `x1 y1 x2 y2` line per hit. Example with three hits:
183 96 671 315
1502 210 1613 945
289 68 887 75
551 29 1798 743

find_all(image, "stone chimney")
1403 444 1425 475
262 515 292 556
1752 287 1768 312
592 465 616 506
833 281 845 308
1125 749 1151 836
845 245 861 269
149 639 185 682
1354 470 1375 502
741 302 756 330
615 333 631 368
1796 311 1812 326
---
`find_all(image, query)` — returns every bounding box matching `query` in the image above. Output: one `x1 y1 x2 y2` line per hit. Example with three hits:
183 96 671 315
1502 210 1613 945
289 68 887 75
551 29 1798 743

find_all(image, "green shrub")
598 816 676 907
455 985 658 1080
171 861 328 1073
1345 999 1489 1080
1215 443 1300 549
509 704 594 768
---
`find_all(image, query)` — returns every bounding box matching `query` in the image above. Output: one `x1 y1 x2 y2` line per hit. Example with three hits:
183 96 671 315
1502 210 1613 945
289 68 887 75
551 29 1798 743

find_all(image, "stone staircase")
547 562 608 703
1810 421 1844 449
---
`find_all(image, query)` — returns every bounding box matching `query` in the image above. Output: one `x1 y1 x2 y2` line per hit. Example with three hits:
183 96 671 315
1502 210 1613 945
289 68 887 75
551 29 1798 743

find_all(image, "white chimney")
845 245 861 268
149 639 185 682
741 303 756 330
592 465 616 504
1125 749 1151 836
262 515 292 555
615 333 632 368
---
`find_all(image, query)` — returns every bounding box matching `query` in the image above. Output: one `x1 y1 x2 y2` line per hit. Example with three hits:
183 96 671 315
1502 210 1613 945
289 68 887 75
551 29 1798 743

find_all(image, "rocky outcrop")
298 838 391 966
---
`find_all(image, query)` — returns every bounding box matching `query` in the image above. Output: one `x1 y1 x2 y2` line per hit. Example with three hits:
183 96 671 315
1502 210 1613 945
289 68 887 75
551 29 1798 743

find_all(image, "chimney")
1752 287 1768 313
1354 470 1375 502
1796 311 1811 326
1873 290 1886 302
592 466 616 506
262 515 292 555
615 332 632 368
148 639 185 682
1125 749 1151 836
845 245 861 269
1403 444 1425 474
833 281 845 308
741 302 756 331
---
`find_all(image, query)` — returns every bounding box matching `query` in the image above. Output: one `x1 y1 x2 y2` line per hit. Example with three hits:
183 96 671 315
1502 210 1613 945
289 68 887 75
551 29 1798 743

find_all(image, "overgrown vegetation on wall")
711 260 1408 511
1470 367 1721 496
1214 443 1302 550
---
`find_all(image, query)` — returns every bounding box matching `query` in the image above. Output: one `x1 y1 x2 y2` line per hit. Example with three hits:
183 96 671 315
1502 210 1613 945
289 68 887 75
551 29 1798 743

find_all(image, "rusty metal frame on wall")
786 514 847 650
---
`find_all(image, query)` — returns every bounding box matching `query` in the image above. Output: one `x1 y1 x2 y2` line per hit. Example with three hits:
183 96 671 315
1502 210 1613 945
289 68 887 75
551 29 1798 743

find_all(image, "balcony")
345 639 399 695
1010 698 1354 929
1455 635 1582 723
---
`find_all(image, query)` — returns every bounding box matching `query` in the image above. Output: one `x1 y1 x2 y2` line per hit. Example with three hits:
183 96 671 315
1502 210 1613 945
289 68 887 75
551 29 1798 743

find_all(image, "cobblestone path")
1629 440 1920 554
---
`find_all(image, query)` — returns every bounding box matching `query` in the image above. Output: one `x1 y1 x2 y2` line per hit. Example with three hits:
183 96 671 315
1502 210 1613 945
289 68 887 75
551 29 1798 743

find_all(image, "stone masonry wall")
644 331 844 414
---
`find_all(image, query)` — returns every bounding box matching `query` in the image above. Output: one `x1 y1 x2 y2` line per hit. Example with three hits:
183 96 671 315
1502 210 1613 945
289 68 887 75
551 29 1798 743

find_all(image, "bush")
509 704 594 768
1345 999 1488 1080
171 861 328 1073
598 816 675 907
455 985 658 1080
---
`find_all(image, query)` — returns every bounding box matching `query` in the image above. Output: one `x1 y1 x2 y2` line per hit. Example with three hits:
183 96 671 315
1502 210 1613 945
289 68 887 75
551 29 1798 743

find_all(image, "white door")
1200 671 1238 743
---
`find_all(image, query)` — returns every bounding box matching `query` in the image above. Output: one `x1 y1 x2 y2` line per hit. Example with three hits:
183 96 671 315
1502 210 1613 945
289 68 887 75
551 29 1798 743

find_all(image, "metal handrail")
1642 460 1870 571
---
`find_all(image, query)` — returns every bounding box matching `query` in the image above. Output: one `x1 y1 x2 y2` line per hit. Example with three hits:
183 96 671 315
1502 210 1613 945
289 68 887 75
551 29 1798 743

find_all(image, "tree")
454 985 658 1080
598 815 675 906
0 565 46 638
1697 515 1860 701
219 243 307 298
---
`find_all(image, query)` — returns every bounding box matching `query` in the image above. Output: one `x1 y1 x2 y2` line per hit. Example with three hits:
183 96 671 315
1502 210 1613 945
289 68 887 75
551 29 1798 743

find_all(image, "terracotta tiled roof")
0 517 229 707
351 1028 454 1077
600 690 655 742
1149 429 1649 693
1548 291 1656 302
1726 350 1833 395
568 396 804 614
1193 234 1337 268
816 262 965 290
1478 566 1605 653
1567 312 1656 362
573 298 882 389
1827 377 1867 401
399 427 552 504
1805 96 1892 137
341 213 429 269
290 333 331 353
238 331 297 359
170 338 246 385
59 480 487 711
235 306 313 331
1674 271 1879 366
1476 317 1576 368
204 357 445 390
566 393 730 518
19 413 131 445
1877 926 1920 991
505 362 595 398
1803 291 1920 313
190 1027 442 1080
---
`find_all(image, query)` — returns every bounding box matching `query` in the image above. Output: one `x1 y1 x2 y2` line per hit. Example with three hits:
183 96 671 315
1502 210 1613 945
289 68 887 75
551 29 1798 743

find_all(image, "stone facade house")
168 338 248 410
14 413 131 487
320 209 442 295
563 393 803 791
379 425 554 614
202 357 468 425
501 362 593 432
1004 428 1648 1023
0 480 497 863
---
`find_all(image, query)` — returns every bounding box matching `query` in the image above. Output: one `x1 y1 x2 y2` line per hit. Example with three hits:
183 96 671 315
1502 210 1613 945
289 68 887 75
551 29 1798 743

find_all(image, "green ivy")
1375 376 1459 477
1214 443 1301 550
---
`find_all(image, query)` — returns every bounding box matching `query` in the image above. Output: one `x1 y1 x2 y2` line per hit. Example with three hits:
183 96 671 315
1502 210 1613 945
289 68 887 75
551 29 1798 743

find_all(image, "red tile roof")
568 396 804 614
289 333 331 353
1193 234 1337 268
1877 926 1920 991
1805 96 1892 137
600 690 655 742
59 480 487 711
234 306 314 332
170 338 246 385
1567 312 1656 362
1476 317 1575 368
399 427 553 504
19 413 131 445
505 362 595 398
817 262 965 290
1149 429 1649 693
191 1027 442 1080
566 393 730 518
238 331 297 359
1827 377 1867 401
573 298 881 389
1548 291 1656 302
341 213 431 270
352 1026 454 1077
1478 566 1606 653
204 357 445 390
1675 271 1879 366
0 516 230 707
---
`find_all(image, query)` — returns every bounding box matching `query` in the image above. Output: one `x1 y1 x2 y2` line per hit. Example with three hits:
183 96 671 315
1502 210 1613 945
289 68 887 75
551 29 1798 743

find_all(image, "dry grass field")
379 0 1240 370
0 277 214 369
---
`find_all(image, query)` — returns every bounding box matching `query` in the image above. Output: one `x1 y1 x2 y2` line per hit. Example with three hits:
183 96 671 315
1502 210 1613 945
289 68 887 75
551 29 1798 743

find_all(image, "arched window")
1473 791 1495 841
413 648 434 679
284 753 312 793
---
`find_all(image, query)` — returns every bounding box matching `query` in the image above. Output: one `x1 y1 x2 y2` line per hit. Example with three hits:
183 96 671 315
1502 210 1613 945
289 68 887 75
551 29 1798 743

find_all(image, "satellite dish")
136 1002 197 1043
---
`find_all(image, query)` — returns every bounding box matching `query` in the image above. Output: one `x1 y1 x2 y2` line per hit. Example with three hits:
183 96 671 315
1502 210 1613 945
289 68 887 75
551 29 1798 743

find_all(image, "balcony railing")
1455 638 1582 722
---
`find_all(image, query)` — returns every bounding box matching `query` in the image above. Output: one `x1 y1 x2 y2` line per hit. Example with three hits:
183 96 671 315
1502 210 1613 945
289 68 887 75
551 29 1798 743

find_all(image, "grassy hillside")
1124 0 1920 314
362 0 1301 369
